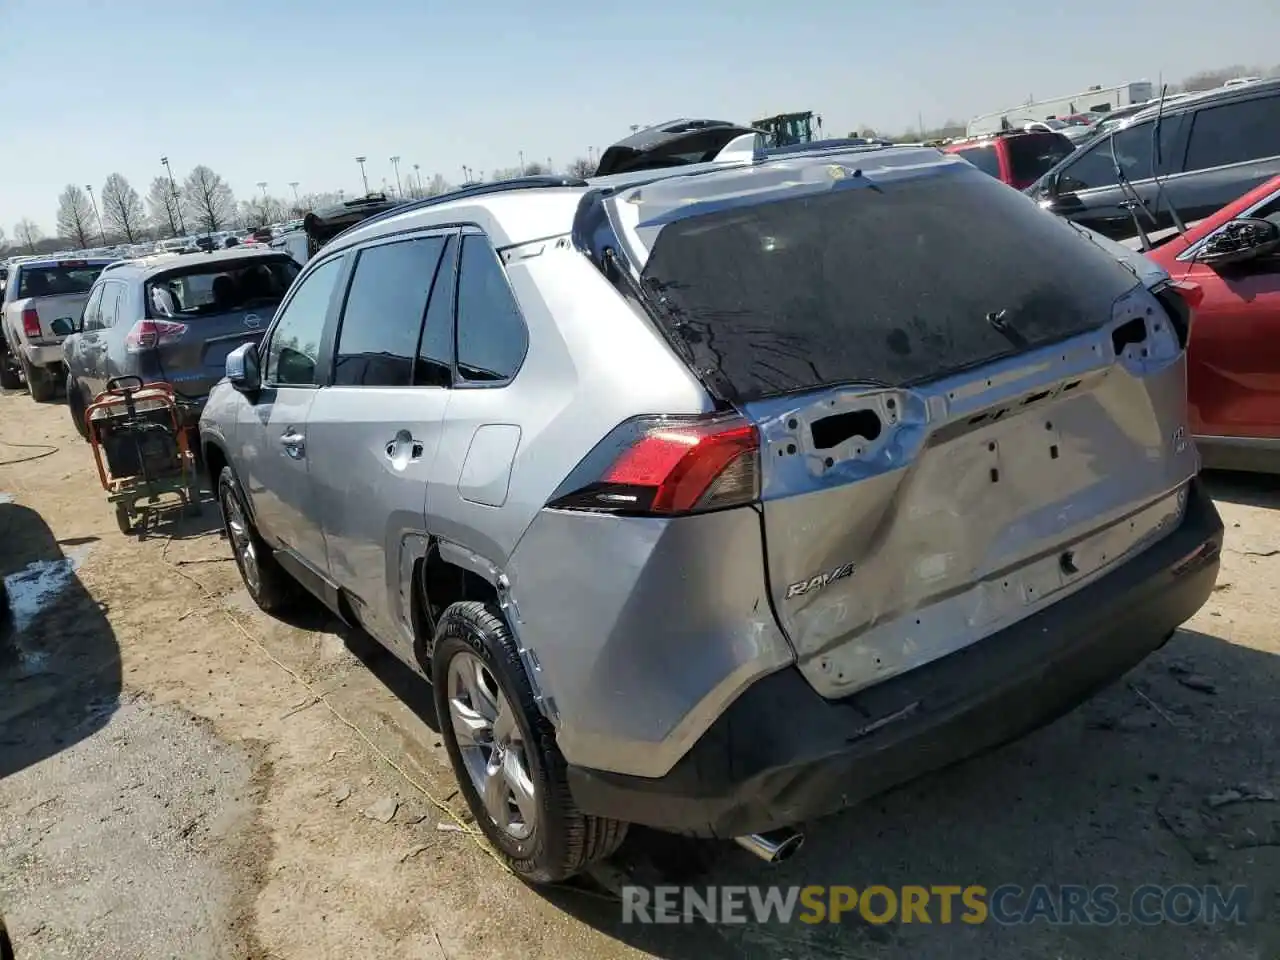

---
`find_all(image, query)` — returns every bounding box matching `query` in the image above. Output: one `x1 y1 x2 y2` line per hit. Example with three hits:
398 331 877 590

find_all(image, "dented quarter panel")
747 284 1200 698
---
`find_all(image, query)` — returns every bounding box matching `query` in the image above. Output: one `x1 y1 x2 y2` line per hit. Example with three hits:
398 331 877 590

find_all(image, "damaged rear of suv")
534 148 1221 860
205 145 1221 884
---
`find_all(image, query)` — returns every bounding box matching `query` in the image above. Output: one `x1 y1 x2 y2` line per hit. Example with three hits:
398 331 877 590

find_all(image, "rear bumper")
1195 435 1280 475
21 343 63 369
567 480 1223 837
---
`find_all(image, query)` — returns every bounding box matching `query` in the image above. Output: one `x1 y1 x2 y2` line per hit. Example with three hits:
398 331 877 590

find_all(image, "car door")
67 283 105 392
1040 115 1187 239
305 230 455 652
237 254 346 577
1180 195 1280 442
1175 91 1280 227
86 281 124 395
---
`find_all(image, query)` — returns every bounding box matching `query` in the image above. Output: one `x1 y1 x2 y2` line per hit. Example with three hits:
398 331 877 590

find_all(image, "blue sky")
2 0 1277 235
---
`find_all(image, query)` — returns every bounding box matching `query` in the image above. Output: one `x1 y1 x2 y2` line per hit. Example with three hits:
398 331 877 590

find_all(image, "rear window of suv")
16 264 106 298
1005 132 1074 184
146 256 299 317
636 163 1143 402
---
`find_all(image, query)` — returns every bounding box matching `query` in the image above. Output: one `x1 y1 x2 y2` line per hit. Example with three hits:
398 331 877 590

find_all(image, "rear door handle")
385 438 425 461
280 429 305 459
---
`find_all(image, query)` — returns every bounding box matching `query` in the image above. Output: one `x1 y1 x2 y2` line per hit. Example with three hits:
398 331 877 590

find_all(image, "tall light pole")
518 150 525 175
256 181 268 198
412 163 422 196
85 184 107 245
389 156 402 197
160 155 186 235
288 181 300 205
355 156 369 195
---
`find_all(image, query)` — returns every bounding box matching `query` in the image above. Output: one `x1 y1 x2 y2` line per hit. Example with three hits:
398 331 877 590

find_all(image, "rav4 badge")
785 562 856 599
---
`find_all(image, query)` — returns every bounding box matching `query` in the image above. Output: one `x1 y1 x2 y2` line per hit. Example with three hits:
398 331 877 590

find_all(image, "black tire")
115 502 132 535
0 354 20 390
23 359 55 402
66 374 89 440
216 465 296 613
432 600 627 883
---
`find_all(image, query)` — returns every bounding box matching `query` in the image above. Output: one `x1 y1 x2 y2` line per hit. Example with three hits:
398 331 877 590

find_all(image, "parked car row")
0 129 1262 891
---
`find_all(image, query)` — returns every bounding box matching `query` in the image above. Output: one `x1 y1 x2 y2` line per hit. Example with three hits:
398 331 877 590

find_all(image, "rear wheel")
433 600 627 883
23 359 55 402
0 353 20 390
217 465 296 613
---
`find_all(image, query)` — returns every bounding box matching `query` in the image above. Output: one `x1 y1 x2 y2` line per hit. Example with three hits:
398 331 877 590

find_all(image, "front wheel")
433 601 627 883
66 374 89 440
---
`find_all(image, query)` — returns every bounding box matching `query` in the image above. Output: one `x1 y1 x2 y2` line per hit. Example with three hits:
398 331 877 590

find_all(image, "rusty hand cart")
85 376 201 535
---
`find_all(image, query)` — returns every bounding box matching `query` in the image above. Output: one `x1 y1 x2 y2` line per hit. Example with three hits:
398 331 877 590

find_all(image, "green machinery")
751 111 822 148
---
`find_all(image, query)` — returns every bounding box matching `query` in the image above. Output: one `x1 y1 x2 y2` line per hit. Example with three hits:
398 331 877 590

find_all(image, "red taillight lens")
548 414 760 516
21 306 40 338
125 319 188 353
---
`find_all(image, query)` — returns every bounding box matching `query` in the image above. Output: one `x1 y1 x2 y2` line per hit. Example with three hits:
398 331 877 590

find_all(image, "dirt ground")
1 386 1278 960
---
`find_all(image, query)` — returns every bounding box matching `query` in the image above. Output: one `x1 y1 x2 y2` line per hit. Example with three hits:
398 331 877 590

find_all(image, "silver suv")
200 147 1223 883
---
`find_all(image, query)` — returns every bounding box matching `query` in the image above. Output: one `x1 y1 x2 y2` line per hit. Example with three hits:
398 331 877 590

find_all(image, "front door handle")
280 429 305 459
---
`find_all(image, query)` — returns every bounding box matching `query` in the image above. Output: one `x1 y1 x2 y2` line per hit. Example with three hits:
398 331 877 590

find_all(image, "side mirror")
50 317 76 337
226 342 261 393
1199 217 1280 267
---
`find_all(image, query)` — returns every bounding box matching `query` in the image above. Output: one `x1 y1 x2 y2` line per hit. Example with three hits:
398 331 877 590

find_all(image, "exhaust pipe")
734 829 804 864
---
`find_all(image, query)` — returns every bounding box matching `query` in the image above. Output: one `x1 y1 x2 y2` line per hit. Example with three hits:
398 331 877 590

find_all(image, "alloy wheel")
446 650 537 841
221 489 261 595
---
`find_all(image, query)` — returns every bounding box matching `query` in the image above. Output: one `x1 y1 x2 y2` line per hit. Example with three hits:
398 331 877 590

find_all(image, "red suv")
942 130 1076 190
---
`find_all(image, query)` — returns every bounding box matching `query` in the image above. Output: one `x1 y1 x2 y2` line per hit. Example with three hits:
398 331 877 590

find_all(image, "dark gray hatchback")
62 249 298 437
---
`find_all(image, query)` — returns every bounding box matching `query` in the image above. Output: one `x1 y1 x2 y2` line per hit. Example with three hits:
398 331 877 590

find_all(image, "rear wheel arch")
413 540 501 675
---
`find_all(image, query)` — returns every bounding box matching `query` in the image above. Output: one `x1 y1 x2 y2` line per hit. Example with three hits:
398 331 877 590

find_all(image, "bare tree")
182 165 236 232
146 175 182 238
14 219 42 254
426 174 450 197
565 156 596 179
56 185 96 248
99 173 145 243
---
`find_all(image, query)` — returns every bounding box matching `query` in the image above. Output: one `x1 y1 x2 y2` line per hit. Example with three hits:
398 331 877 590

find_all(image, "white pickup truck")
0 257 113 400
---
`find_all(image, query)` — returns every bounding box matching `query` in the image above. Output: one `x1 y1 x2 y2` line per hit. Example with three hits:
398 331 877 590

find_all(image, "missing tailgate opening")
1111 317 1148 356
811 410 882 450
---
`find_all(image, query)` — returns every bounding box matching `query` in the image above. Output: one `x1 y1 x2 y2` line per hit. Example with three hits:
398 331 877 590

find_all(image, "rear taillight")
547 413 760 516
21 306 40 338
125 319 187 353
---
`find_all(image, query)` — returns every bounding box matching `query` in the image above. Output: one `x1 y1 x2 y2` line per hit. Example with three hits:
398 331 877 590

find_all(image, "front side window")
97 283 122 331
332 236 447 388
1184 95 1280 172
265 257 343 386
455 235 528 383
80 284 105 331
1056 119 1180 192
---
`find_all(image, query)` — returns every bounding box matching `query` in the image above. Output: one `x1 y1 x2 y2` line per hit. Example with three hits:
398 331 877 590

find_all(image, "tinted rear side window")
638 165 1142 402
954 145 1001 179
1005 133 1075 183
455 235 528 383
1184 94 1280 172
332 236 447 387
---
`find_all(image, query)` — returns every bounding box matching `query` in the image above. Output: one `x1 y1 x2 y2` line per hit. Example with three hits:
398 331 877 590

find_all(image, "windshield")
634 162 1142 402
1005 132 1075 184
16 264 106 298
146 257 299 318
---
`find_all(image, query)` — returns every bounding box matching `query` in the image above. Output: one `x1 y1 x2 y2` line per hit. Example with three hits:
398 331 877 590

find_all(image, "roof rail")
331 175 589 240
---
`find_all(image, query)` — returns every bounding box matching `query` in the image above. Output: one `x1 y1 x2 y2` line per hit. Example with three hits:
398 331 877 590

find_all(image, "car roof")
1117 76 1280 130
326 144 952 255
103 247 294 282
14 256 116 270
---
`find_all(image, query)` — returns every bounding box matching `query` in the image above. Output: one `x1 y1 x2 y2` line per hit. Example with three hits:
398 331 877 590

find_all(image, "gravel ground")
1 387 1278 960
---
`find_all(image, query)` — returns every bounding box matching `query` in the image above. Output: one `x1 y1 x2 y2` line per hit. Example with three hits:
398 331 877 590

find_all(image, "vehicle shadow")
0 501 121 779
1202 469 1280 509
543 628 1280 960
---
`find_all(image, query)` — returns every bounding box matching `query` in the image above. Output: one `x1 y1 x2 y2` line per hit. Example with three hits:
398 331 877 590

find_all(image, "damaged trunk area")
632 160 1201 699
